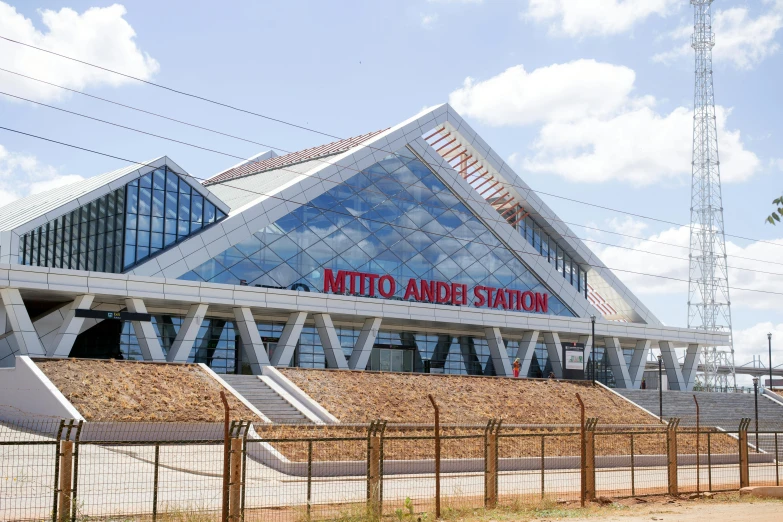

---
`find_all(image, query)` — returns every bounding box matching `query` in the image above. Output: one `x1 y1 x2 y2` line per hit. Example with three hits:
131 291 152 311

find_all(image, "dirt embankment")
36 359 259 422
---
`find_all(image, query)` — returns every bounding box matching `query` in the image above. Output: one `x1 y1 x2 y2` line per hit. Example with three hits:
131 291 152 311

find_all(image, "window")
19 166 226 273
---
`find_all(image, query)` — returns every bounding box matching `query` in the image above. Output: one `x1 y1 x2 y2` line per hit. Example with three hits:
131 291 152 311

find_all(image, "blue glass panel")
166 170 179 192
153 169 165 190
165 192 178 219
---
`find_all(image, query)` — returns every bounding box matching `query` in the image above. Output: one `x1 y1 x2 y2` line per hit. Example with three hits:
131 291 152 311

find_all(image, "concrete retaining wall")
0 356 83 422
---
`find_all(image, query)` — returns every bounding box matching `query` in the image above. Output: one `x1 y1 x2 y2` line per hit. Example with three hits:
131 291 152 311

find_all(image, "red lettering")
474 286 486 307
403 278 419 300
368 273 379 296
348 271 358 294
379 275 395 298
535 293 548 313
506 289 517 310
436 281 451 304
521 291 535 311
493 288 507 309
450 283 460 305
324 269 347 293
420 280 435 303
462 284 468 305
485 287 496 307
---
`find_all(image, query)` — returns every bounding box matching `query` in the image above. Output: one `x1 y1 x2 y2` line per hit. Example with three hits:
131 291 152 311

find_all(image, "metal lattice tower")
688 0 735 391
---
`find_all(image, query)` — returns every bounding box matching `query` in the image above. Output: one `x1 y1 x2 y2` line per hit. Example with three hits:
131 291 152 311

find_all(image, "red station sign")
323 268 548 313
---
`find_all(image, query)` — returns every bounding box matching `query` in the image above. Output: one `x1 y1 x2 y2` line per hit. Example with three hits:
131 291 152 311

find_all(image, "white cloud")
524 0 680 37
0 144 84 207
449 59 760 185
420 13 439 28
732 321 783 371
428 0 483 3
524 105 759 185
0 2 159 102
449 60 638 126
653 4 783 69
588 220 783 312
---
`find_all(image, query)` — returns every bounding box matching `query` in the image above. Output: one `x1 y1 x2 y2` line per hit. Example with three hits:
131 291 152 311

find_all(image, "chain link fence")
2 415 782 521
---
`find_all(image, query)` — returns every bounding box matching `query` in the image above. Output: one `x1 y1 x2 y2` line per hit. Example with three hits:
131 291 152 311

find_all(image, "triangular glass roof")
181 146 573 317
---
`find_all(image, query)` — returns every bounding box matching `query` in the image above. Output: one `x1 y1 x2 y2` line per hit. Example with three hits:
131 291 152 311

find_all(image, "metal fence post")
58 440 73 522
229 436 242 522
220 392 230 522
776 432 780 486
694 395 700 494
707 431 712 491
585 418 597 501
540 436 545 499
52 420 64 522
152 444 160 522
576 393 586 507
69 421 82 522
428 394 441 519
666 419 679 496
484 419 500 509
630 433 635 496
739 418 750 488
307 440 313 521
367 420 385 519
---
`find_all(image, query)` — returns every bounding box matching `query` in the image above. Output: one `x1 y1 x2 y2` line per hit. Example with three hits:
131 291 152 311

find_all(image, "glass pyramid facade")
181 146 573 317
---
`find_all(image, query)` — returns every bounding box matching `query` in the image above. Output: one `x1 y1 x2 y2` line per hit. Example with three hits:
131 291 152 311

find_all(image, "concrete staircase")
220 375 310 424
614 389 783 431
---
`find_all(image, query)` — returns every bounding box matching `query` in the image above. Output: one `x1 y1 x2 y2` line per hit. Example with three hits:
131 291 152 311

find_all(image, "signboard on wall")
561 342 585 380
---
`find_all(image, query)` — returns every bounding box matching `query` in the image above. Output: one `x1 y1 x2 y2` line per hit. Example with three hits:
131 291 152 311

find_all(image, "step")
219 374 311 424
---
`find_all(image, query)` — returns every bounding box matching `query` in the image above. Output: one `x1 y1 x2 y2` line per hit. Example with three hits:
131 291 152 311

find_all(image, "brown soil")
36 358 259 422
279 368 659 425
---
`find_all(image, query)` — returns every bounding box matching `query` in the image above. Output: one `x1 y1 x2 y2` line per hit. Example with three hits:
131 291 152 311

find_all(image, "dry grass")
280 369 658 426
36 358 259 422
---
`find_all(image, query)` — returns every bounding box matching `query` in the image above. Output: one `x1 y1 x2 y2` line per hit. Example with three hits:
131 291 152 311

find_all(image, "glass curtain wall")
19 166 227 273
182 146 574 317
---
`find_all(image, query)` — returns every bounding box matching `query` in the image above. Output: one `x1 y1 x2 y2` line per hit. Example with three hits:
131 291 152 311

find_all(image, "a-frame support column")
48 295 95 358
0 288 46 357
232 307 270 374
313 313 349 369
125 298 165 362
681 343 700 392
628 340 651 389
167 303 208 363
604 337 632 389
270 312 308 367
484 327 512 376
517 330 539 377
542 332 564 378
348 317 382 370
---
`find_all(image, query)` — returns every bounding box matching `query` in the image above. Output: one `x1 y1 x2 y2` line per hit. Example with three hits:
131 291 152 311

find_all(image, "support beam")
124 298 165 362
659 340 686 391
628 340 651 389
517 330 540 377
270 311 308 367
681 343 700 392
232 307 270 374
542 332 564 378
48 295 95 358
313 313 348 369
348 317 382 370
484 327 512 376
0 288 46 357
167 303 209 363
604 337 632 389
579 335 593 374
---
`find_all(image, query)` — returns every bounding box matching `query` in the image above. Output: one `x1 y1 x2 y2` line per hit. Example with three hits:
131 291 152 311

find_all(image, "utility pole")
688 0 735 391
769 333 773 390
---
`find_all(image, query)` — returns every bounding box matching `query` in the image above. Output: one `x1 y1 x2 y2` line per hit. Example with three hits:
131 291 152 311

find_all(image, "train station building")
0 104 728 390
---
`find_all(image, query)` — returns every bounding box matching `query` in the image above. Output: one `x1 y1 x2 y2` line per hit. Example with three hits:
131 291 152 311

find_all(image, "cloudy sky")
0 0 781 379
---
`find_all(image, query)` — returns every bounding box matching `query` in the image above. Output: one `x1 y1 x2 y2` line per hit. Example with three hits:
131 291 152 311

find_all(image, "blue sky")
0 0 781 373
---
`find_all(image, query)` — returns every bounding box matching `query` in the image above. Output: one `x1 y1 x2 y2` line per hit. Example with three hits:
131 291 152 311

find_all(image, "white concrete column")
542 332 564 378
313 313 348 369
49 294 95 358
682 343 700 392
603 337 632 388
167 303 208 363
270 311 308 367
0 288 46 357
578 335 593 374
659 340 686 391
628 340 651 389
232 307 271 374
124 298 165 362
484 327 512 376
348 317 382 370
517 330 539 376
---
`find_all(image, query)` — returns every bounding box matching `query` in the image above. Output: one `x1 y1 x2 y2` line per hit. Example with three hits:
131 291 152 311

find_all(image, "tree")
767 196 783 225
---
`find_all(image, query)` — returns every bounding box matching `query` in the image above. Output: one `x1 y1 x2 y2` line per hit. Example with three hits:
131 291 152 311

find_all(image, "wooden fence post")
666 419 680 496
367 420 386 519
58 440 73 522
739 418 750 488
484 419 500 509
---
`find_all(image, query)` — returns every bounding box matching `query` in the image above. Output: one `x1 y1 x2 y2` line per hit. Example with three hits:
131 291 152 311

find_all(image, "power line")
1 37 778 248
4 81 782 272
2 124 782 298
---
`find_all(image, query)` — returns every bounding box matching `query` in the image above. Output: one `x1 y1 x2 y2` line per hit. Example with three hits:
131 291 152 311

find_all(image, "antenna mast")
688 0 735 391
